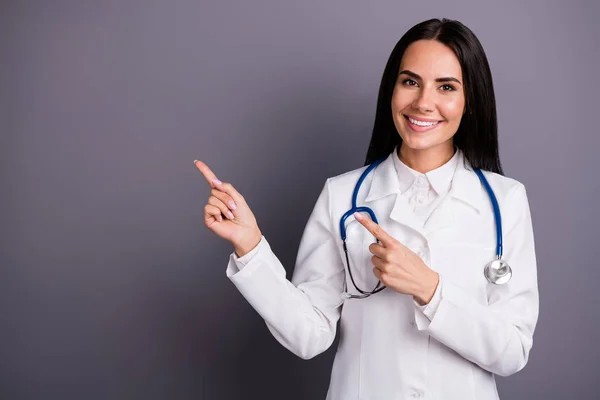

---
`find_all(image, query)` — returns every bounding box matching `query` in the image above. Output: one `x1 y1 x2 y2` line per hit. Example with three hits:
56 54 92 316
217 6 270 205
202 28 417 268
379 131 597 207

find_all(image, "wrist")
414 271 439 306
234 230 262 257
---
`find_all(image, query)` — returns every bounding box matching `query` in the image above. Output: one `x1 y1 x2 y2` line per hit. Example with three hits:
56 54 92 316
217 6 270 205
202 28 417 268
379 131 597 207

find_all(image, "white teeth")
408 117 439 127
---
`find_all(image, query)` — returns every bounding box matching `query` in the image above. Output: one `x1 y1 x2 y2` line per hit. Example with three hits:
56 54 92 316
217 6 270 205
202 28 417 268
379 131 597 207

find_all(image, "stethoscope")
340 157 512 299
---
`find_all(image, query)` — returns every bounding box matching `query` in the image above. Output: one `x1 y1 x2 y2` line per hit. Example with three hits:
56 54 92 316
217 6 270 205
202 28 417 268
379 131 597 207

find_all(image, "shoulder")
309 164 367 207
325 164 369 190
313 164 371 223
479 170 526 198
478 170 532 229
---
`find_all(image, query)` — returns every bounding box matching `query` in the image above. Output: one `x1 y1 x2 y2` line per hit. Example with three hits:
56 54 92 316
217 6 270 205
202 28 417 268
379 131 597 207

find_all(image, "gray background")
1 0 598 399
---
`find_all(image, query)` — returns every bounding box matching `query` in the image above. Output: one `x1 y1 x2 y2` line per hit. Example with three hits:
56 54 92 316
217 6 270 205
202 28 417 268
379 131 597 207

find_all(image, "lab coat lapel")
363 153 426 235
389 194 426 235
422 196 455 236
423 151 485 236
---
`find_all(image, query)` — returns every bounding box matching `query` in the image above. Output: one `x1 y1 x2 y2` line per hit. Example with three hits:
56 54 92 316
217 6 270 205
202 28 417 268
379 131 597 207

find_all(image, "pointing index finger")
353 212 394 247
194 160 221 187
194 159 245 204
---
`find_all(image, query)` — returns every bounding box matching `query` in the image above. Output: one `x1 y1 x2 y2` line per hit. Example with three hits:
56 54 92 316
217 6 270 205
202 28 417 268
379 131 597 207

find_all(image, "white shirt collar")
391 145 460 197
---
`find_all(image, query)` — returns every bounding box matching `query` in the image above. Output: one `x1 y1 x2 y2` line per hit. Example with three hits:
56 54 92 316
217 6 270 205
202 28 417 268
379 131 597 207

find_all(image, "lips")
404 115 444 133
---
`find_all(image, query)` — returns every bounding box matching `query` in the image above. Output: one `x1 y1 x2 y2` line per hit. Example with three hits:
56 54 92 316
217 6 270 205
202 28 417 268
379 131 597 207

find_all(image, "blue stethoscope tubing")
340 157 512 299
340 158 387 298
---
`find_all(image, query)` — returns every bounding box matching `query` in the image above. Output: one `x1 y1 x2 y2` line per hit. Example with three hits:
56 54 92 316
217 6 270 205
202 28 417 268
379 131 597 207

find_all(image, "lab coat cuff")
413 277 443 330
418 278 442 317
226 236 267 277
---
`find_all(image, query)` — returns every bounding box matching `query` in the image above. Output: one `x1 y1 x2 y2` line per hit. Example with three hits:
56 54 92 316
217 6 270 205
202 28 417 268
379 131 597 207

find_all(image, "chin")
399 135 440 151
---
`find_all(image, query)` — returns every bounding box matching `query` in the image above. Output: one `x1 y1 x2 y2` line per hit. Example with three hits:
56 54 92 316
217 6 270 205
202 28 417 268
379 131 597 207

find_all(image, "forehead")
399 40 462 78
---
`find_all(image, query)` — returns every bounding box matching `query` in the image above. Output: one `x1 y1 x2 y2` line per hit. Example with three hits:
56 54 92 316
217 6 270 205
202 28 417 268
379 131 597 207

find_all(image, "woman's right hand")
194 160 262 257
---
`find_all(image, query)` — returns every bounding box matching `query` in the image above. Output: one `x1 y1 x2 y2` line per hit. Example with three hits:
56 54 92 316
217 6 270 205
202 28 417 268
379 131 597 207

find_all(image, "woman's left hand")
354 212 439 305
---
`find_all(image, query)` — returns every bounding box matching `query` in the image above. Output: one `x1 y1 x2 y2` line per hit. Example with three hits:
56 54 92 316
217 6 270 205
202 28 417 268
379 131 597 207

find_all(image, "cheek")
440 98 465 122
391 90 413 113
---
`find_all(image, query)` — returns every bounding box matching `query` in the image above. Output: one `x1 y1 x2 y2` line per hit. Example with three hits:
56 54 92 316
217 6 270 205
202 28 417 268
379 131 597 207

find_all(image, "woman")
195 18 539 400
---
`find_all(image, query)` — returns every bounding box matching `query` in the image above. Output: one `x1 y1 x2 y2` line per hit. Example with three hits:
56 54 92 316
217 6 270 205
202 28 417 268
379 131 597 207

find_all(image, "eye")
402 78 418 87
440 84 456 91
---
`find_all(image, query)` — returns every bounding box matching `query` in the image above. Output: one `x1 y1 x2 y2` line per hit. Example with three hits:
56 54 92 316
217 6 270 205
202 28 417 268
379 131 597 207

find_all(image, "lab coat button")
409 391 422 398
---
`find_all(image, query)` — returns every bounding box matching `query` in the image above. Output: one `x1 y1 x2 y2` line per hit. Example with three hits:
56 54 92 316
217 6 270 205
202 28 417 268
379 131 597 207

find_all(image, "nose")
412 88 434 113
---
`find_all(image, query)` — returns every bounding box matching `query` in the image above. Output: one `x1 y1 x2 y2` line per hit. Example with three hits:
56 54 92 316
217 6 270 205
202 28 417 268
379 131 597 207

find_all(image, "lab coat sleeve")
225 179 345 360
415 183 539 377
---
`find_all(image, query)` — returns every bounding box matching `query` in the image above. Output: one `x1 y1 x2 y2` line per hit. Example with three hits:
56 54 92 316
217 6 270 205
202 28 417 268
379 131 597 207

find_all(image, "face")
391 39 466 155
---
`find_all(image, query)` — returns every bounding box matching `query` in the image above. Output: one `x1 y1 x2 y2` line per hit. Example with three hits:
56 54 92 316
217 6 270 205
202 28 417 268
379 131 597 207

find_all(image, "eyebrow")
398 69 462 85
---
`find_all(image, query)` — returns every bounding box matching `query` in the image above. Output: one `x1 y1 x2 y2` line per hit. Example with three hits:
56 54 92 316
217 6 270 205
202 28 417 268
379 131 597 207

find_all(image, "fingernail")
354 212 363 220
193 160 198 164
212 178 222 185
228 201 237 210
227 211 234 220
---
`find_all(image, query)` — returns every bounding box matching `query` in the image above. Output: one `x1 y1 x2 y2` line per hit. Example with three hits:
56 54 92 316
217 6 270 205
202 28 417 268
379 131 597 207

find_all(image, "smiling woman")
197 18 538 400
392 40 466 163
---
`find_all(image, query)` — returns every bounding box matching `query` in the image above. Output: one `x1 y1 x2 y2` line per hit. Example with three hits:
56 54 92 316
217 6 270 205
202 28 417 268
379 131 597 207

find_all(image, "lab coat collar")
391 146 459 198
364 148 484 212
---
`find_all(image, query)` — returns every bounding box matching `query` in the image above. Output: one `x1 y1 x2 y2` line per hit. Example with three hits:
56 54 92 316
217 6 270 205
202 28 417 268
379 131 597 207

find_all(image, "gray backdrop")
1 0 599 399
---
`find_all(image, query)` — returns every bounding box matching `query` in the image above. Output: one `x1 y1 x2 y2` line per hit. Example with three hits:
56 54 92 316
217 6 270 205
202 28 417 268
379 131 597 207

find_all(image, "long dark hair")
364 18 503 175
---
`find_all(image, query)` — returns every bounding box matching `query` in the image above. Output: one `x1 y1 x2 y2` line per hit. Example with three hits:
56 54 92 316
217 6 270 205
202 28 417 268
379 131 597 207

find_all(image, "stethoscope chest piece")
484 257 512 285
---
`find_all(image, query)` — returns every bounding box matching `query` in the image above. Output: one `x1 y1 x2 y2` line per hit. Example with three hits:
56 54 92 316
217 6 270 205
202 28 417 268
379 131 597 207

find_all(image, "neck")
398 143 455 174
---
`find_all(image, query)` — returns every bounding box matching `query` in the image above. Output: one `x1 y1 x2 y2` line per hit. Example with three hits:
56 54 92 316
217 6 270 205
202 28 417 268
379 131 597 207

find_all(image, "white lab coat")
226 150 539 400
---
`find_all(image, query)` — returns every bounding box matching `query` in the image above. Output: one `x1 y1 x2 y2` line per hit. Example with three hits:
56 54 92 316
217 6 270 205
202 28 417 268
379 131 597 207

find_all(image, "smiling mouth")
404 115 444 132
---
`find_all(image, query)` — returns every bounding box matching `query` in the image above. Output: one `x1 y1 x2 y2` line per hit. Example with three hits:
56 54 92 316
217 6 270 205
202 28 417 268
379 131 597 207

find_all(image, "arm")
226 179 346 359
414 183 539 376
